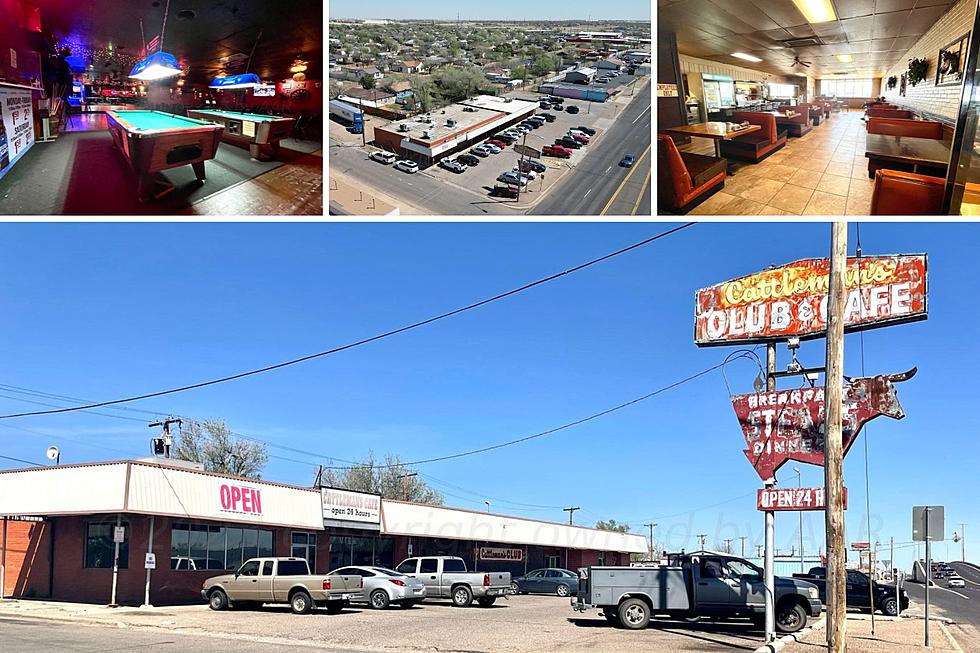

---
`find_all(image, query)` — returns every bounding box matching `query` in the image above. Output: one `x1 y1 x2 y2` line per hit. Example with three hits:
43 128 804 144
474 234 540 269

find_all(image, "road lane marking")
630 166 652 216
599 142 651 216
605 166 612 173
632 105 652 124
934 585 971 599
584 188 592 198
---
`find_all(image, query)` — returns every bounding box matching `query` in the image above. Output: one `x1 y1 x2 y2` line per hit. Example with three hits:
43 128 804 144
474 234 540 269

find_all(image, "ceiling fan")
791 55 812 68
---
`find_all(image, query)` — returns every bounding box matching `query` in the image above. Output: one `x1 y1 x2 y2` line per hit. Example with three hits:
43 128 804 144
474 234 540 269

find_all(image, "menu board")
0 85 35 181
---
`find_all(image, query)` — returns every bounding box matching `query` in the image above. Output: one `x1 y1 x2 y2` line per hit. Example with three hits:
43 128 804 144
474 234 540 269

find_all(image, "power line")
320 353 752 471
0 225 696 420
0 453 44 467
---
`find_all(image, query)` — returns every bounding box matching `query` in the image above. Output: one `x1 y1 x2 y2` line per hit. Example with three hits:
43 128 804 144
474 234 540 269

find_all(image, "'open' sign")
220 484 263 515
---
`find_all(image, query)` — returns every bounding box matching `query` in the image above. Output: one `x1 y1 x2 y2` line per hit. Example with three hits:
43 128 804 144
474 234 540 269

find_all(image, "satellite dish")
46 446 60 462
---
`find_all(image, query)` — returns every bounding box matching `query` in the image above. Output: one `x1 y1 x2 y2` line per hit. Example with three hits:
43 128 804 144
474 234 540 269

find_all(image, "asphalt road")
0 617 357 652
530 83 651 216
903 562 980 626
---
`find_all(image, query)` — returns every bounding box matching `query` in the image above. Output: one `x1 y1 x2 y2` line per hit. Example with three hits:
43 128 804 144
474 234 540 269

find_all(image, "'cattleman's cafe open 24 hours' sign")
695 255 927 346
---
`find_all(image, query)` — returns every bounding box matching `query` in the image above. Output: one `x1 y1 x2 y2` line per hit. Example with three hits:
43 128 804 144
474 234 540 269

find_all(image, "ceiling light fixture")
731 52 763 63
209 72 262 89
129 0 181 81
791 0 837 24
836 54 854 62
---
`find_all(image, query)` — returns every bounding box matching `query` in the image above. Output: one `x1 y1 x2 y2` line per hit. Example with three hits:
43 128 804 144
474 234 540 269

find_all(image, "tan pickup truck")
202 557 362 614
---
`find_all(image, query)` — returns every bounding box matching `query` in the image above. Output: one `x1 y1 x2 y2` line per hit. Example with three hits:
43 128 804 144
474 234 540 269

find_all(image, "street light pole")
795 467 804 573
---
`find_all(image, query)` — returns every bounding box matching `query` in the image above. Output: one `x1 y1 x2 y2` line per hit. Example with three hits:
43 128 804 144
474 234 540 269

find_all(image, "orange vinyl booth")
870 170 945 215
718 112 787 163
777 104 813 137
866 117 947 178
658 134 728 214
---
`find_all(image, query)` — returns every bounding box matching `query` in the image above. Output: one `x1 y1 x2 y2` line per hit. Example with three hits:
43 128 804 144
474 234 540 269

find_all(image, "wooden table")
663 122 762 158
864 133 952 174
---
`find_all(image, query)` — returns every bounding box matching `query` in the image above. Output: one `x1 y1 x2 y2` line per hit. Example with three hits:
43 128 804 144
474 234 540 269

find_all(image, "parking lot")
388 95 626 206
0 595 784 653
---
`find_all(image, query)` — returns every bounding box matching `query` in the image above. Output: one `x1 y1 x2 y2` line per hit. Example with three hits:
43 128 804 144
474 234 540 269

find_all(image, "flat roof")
377 95 536 145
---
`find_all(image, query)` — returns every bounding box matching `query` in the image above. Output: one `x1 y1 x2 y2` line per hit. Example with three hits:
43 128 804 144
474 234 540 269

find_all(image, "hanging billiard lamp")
129 0 182 81
209 30 264 90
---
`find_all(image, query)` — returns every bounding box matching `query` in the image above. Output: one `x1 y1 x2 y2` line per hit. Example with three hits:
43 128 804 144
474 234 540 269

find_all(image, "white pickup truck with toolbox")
395 555 512 607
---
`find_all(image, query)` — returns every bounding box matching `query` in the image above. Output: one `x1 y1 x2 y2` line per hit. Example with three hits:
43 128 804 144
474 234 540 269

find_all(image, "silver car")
330 565 426 609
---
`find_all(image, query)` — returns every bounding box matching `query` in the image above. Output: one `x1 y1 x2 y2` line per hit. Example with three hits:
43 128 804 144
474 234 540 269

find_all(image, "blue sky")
328 0 651 21
0 223 975 571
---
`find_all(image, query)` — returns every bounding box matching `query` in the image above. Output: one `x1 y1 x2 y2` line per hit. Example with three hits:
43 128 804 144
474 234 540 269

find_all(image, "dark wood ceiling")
36 0 321 84
658 0 956 77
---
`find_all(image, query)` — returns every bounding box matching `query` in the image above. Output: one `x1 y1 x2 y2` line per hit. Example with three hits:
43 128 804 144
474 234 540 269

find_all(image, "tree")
595 519 630 533
360 74 376 90
173 419 268 479
320 452 444 505
531 54 559 77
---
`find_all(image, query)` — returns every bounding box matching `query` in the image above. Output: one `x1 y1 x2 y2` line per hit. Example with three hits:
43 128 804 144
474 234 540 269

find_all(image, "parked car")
566 105 579 114
395 556 511 607
543 145 572 158
620 154 636 167
395 160 419 174
202 557 362 615
511 166 536 180
497 135 517 144
541 113 557 122
555 137 581 149
490 184 519 198
369 151 397 164
793 567 908 616
948 575 966 588
575 126 596 135
457 154 480 166
567 132 590 144
540 102 552 109
438 158 466 173
330 566 426 609
511 568 579 596
519 159 547 173
497 171 529 187
470 146 492 157
575 552 821 633
483 143 503 153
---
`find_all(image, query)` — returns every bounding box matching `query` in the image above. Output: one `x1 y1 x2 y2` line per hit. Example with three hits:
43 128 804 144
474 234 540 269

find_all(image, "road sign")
913 506 945 541
694 255 928 347
851 541 870 550
513 144 541 158
144 552 156 569
757 486 847 511
113 526 125 543
732 369 915 482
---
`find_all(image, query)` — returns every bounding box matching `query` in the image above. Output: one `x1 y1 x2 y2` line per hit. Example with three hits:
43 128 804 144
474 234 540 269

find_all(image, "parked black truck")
791 567 908 616
572 551 822 633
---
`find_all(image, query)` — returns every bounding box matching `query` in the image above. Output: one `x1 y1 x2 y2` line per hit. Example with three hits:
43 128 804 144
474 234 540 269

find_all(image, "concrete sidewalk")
792 616 967 653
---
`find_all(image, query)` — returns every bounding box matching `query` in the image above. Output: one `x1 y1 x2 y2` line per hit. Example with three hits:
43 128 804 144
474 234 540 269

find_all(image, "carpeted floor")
0 129 293 215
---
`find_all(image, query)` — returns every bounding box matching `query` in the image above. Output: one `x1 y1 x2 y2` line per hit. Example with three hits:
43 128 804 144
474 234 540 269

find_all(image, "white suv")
370 151 397 164
394 160 419 173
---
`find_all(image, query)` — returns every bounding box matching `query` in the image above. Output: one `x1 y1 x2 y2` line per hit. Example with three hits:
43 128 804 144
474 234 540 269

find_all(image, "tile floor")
676 111 875 216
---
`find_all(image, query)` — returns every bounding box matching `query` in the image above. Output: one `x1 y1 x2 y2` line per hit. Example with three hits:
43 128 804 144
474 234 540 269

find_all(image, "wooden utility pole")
398 472 418 501
644 523 657 560
563 506 580 525
824 222 848 653
764 342 776 643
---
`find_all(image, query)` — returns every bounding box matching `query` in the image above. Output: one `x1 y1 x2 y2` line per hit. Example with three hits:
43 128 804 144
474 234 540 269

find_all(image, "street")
530 85 651 216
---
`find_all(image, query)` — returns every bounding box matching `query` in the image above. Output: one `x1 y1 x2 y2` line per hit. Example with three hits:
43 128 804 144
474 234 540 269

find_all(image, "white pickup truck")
202 557 362 615
395 556 511 607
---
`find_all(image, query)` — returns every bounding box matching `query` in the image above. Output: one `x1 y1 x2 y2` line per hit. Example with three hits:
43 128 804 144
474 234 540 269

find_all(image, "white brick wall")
881 0 975 121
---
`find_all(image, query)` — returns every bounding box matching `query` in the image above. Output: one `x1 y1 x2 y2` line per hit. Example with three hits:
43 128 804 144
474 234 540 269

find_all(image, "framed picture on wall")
937 32 970 86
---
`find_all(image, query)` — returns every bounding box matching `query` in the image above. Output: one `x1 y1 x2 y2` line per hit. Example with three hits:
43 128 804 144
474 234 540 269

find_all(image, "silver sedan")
329 566 426 609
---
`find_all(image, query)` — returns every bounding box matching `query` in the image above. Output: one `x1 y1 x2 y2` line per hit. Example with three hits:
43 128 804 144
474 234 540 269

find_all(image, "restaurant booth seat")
809 105 823 126
657 134 728 214
866 108 914 123
718 112 787 163
866 118 947 178
777 104 813 137
870 170 945 215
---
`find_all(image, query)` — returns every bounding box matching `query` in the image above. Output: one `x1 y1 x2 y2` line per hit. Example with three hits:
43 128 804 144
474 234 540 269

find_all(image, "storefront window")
375 537 394 569
170 522 273 571
85 522 128 569
546 555 560 569
292 532 317 571
352 537 374 566
330 536 352 570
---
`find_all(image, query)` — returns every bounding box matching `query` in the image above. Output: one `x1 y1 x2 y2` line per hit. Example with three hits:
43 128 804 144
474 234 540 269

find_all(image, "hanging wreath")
907 58 929 86
886 75 898 90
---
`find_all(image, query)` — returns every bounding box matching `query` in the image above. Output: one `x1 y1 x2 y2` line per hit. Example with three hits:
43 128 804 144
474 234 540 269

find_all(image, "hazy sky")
1 223 974 570
328 0 651 22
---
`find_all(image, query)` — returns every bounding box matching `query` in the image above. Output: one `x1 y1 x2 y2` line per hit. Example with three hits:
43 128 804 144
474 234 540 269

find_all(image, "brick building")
0 459 644 605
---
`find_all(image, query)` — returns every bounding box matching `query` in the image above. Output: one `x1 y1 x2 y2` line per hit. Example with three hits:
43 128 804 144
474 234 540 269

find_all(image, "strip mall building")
0 459 644 605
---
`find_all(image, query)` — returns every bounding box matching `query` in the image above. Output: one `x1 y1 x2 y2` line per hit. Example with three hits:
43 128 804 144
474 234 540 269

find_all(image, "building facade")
0 459 645 606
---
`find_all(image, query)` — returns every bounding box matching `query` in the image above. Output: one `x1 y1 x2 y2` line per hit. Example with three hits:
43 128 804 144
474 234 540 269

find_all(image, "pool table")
105 110 224 201
186 110 296 160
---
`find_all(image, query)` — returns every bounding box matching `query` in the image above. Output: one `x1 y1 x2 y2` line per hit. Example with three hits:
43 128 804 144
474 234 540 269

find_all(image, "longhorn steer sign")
732 368 916 482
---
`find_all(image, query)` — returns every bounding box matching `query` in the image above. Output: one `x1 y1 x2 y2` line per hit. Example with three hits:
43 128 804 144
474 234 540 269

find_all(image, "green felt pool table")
186 110 296 160
106 110 224 201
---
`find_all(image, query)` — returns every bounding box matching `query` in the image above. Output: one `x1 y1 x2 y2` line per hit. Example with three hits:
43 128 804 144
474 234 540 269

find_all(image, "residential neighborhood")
328 17 651 216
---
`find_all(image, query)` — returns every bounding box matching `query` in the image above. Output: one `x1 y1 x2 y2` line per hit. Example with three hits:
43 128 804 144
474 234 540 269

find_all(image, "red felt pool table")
106 110 224 201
